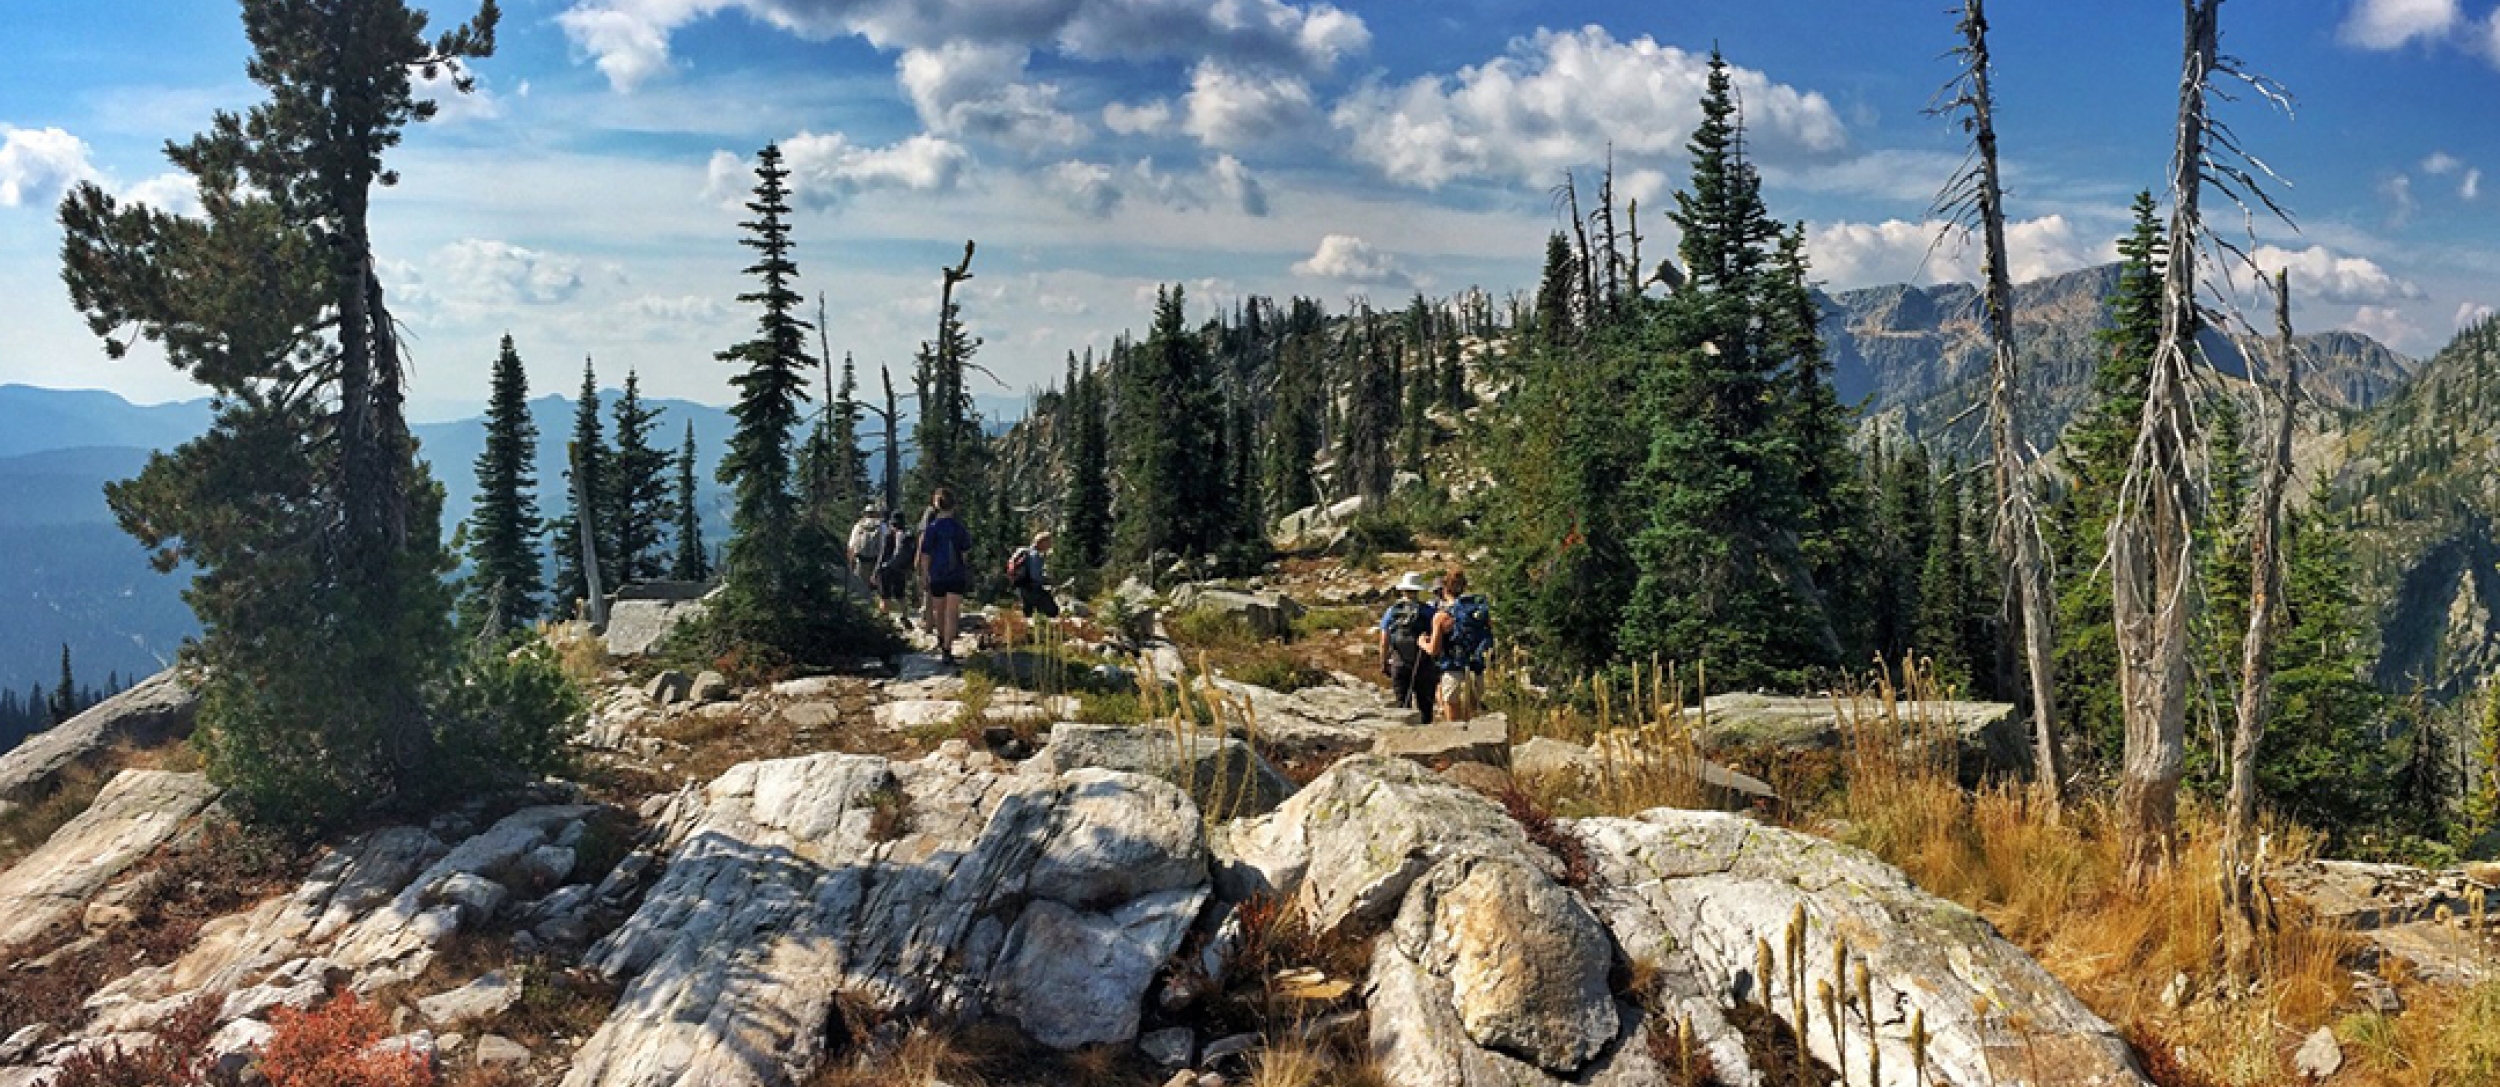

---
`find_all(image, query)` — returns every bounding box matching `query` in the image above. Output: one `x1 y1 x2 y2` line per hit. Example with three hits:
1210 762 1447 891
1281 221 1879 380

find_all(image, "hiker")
1432 568 1492 722
1377 571 1439 724
846 503 884 590
919 487 973 665
874 510 914 620
1008 531 1060 620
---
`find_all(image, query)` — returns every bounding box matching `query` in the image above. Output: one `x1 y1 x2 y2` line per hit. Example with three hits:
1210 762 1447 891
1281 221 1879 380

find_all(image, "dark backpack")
1006 547 1034 589
925 519 965 582
1385 600 1432 665
879 527 915 575
1447 594 1492 672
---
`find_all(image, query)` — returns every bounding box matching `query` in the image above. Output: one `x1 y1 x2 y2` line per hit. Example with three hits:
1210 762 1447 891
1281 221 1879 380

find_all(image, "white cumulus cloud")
2349 303 2423 349
1044 159 1123 218
1212 154 1269 216
2250 243 2423 306
2338 0 2461 49
1805 215 2104 290
557 0 1367 91
1292 233 1406 284
2456 301 2495 329
1104 99 1175 136
1183 60 1316 149
710 132 972 210
897 42 1084 149
436 238 588 307
119 173 202 217
1330 27 1845 191
0 125 98 207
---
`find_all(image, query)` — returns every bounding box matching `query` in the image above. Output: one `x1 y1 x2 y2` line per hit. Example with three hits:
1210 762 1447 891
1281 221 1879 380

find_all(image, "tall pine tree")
607 370 675 585
1062 353 1112 570
552 357 609 611
671 421 709 581
57 0 497 828
460 333 544 634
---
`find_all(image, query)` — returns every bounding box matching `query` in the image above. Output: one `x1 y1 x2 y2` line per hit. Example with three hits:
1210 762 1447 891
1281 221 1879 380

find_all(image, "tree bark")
2113 0 2221 880
2222 269 2297 980
1956 0 2066 806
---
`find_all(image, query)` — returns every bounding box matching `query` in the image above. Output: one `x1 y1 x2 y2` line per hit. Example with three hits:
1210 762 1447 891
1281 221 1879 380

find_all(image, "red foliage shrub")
49 994 221 1087
259 990 435 1087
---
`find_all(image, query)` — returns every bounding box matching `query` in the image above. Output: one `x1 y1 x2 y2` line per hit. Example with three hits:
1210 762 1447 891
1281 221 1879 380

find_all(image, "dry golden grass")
1507 661 1718 817
538 619 608 686
1817 659 2357 1087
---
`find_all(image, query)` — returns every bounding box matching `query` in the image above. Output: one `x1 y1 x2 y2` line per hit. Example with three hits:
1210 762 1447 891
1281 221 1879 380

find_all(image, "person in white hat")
1377 571 1440 723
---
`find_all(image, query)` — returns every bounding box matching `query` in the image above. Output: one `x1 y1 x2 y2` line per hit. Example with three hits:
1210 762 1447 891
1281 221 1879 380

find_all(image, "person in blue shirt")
1009 531 1059 619
1376 571 1440 723
917 488 974 665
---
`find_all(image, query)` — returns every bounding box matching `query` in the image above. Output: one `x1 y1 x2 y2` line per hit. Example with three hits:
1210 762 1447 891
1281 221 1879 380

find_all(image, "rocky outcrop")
1373 716 1510 769
1219 755 1547 934
563 752 1211 1087
1022 723 1294 818
1579 809 2150 1087
1165 585 1305 641
603 595 709 658
2274 859 2493 986
0 769 218 946
0 671 199 817
1699 693 2027 779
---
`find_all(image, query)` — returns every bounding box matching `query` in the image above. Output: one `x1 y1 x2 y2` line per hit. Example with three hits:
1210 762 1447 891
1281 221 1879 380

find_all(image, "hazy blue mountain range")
0 382 1028 696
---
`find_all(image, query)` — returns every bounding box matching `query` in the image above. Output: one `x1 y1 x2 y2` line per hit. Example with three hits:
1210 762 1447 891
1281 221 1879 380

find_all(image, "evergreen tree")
1115 285 1227 567
1062 353 1112 570
1916 460 1976 687
57 0 504 828
1617 50 1832 685
670 422 709 581
46 645 77 726
2260 494 2390 842
1532 231 1581 350
911 245 985 512
1871 439 1935 665
459 333 544 633
1265 323 1323 519
1338 308 1399 508
1765 223 1870 658
714 143 833 651
2055 192 2166 763
551 357 609 612
607 371 676 584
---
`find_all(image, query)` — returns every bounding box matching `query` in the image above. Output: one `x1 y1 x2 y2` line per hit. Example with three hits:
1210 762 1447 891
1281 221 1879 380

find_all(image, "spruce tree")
2261 494 2390 842
1115 285 1228 568
1062 353 1112 570
1265 327 1322 519
1338 308 1400 508
46 645 76 726
607 371 675 584
552 358 608 610
460 334 544 633
1617 50 1830 685
671 421 709 581
715 143 831 651
57 0 498 828
1916 460 1975 687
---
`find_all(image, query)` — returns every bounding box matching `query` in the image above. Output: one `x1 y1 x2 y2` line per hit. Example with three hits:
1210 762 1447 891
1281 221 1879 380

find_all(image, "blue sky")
3 0 2497 419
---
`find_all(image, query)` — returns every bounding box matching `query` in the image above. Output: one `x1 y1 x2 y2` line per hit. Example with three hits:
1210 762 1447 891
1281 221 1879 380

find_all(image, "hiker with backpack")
918 488 974 665
1378 571 1440 724
1008 531 1059 620
1432 568 1492 721
846 503 885 593
874 510 914 620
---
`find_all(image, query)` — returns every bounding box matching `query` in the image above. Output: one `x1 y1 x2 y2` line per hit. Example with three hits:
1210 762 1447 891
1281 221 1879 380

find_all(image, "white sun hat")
1393 571 1430 593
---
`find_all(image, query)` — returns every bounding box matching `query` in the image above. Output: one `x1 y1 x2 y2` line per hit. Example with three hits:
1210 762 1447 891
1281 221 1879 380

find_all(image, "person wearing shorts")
918 488 973 664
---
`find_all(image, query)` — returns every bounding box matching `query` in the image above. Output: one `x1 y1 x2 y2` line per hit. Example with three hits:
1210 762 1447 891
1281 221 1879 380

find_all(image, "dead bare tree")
1933 0 2064 807
2221 268 2296 980
2113 0 2294 878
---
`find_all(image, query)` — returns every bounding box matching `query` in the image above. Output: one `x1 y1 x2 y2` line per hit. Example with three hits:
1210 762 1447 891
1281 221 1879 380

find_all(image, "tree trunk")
2222 269 2297 980
2114 0 2221 880
1957 0 2066 806
573 441 609 632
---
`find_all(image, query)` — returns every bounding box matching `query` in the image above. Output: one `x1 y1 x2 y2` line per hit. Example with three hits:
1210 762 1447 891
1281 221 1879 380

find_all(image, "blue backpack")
926 519 965 582
1447 594 1492 672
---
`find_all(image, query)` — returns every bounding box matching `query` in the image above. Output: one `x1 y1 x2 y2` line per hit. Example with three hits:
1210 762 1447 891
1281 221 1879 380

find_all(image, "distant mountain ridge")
1821 261 2418 445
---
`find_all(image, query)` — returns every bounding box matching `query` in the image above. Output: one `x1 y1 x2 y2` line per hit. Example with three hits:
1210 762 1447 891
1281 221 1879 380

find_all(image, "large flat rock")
0 769 219 947
0 671 198 816
1698 693 2026 778
1579 809 2150 1087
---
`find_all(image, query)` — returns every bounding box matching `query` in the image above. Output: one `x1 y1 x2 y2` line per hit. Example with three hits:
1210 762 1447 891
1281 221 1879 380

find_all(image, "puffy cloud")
1805 215 2105 290
2424 150 2465 175
2348 304 2423 349
1330 27 1845 190
1103 99 1175 136
1291 233 1406 284
436 239 588 307
710 132 971 209
119 173 202 217
2338 0 2461 49
0 125 98 207
2456 301 2495 329
1044 159 1123 217
628 295 732 323
1183 60 1315 149
1211 153 1269 217
414 62 504 123
2466 168 2484 200
558 0 1366 91
2250 243 2423 306
2421 151 2481 199
897 42 1084 148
